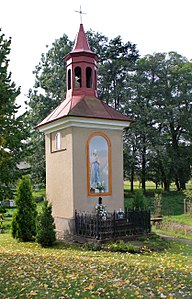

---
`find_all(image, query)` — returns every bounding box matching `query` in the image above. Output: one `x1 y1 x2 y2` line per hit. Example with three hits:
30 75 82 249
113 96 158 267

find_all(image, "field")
0 233 192 299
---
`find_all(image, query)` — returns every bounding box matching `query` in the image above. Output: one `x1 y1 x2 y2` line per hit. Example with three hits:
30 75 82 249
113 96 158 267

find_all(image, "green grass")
124 180 192 191
125 189 185 215
0 233 192 299
154 228 192 241
153 214 192 241
124 180 189 216
164 214 192 226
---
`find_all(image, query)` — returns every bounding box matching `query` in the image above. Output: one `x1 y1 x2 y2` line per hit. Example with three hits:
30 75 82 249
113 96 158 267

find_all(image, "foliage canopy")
0 29 28 200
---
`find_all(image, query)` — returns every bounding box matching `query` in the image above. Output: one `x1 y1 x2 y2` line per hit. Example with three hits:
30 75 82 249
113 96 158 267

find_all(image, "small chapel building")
36 23 133 238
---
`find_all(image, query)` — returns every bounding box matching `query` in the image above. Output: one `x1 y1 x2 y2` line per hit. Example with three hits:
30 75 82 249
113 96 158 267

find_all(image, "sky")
1 0 192 113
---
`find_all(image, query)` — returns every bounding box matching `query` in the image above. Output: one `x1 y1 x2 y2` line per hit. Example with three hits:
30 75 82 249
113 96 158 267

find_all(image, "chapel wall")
45 127 74 220
72 126 124 214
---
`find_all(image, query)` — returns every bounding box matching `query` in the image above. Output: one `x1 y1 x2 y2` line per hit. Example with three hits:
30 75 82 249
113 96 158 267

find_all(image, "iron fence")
75 209 151 240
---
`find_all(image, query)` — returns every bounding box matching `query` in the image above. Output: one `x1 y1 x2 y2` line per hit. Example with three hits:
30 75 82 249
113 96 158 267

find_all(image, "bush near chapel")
11 176 37 241
36 200 56 247
130 190 149 211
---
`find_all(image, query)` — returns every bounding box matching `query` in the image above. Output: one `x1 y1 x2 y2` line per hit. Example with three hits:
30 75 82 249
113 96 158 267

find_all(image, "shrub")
11 176 37 241
153 193 162 217
131 190 148 211
36 200 56 247
183 189 192 202
82 242 102 251
0 206 7 213
104 240 140 253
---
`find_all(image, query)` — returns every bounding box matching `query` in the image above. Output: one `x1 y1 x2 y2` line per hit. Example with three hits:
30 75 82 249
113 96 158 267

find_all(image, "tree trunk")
130 165 134 192
163 180 170 192
130 145 137 192
180 179 186 190
141 142 146 191
175 178 181 191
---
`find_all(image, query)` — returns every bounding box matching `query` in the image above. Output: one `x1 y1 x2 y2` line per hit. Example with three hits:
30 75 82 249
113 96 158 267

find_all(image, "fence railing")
75 209 151 240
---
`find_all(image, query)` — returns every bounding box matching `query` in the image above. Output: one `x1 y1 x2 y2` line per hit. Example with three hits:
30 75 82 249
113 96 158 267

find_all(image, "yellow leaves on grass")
0 234 192 298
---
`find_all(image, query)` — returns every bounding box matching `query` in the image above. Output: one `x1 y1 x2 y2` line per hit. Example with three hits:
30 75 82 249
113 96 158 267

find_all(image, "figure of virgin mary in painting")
90 149 100 189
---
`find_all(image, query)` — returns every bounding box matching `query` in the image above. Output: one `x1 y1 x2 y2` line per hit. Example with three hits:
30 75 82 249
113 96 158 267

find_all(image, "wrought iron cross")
75 6 86 24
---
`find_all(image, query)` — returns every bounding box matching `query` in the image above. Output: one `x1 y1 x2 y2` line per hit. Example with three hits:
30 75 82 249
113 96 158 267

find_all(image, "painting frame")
87 132 112 197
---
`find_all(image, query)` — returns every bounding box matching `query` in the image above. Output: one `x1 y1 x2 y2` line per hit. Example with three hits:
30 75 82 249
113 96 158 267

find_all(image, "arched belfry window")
68 69 71 90
87 132 112 196
86 67 92 88
74 66 82 88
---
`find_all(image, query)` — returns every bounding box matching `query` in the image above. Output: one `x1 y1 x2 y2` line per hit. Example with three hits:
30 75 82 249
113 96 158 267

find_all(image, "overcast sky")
1 0 192 113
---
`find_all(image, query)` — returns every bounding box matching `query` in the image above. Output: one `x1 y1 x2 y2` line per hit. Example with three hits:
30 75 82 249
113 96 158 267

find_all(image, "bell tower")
36 22 133 239
65 24 98 99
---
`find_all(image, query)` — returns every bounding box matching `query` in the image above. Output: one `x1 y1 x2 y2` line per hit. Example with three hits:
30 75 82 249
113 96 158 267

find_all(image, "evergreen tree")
0 29 28 200
36 200 56 247
11 176 37 241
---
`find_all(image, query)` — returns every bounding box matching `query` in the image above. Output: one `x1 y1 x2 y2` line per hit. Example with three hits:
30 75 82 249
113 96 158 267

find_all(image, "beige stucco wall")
46 127 74 219
45 125 124 235
72 127 124 213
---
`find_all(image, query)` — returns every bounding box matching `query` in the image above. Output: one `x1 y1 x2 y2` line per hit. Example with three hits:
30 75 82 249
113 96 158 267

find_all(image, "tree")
148 52 192 190
91 33 139 109
125 52 192 191
11 176 37 241
0 29 28 200
36 200 56 247
124 56 158 191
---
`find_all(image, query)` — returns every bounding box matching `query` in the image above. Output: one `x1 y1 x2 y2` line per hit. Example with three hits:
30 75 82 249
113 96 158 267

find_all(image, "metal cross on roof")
75 5 86 24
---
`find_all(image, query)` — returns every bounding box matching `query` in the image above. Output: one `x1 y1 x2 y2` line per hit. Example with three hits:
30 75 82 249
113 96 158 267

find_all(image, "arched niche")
87 132 112 196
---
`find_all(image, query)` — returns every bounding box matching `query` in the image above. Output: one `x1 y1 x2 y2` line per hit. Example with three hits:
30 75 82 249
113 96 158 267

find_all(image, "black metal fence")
75 209 151 240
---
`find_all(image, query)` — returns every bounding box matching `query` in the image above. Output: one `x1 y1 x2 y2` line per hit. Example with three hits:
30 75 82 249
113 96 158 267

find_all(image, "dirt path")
157 234 192 245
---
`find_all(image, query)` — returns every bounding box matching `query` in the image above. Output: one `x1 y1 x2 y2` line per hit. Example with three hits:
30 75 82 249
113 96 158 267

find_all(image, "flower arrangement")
95 203 107 220
96 182 105 192
117 208 125 219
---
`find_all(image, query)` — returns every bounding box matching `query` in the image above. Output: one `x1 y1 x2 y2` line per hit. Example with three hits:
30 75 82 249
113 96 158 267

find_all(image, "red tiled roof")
37 96 133 128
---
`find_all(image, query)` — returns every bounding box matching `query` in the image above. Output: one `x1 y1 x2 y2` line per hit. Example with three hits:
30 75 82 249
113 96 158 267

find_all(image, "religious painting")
87 133 111 196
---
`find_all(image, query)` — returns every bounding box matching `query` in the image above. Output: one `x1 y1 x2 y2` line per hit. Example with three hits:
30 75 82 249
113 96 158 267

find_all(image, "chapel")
37 22 132 238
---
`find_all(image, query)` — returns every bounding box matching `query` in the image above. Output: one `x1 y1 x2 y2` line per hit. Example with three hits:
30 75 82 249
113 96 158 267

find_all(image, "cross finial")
75 5 86 24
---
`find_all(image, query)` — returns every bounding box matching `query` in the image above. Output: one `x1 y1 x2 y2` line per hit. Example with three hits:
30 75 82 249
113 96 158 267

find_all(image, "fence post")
113 211 116 237
96 213 99 239
75 210 78 235
148 208 151 233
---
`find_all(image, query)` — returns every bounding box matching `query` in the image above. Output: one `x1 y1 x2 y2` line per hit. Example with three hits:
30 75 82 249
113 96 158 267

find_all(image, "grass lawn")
0 233 192 299
124 180 191 216
153 214 192 241
163 214 192 226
